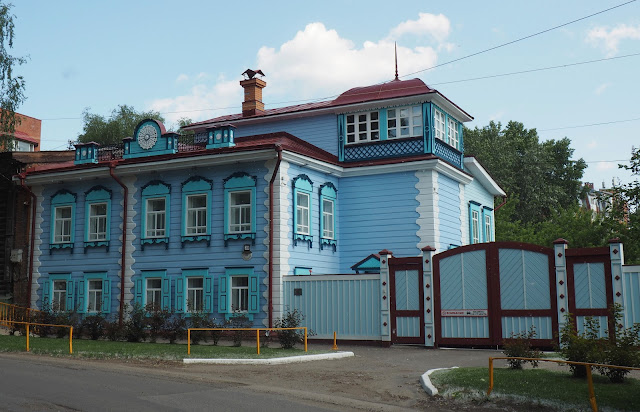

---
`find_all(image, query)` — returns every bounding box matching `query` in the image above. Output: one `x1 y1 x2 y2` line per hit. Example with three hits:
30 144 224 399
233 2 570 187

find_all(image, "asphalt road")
0 355 340 412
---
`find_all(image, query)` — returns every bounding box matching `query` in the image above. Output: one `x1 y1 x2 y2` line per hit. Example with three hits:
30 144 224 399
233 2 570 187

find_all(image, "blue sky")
11 0 640 187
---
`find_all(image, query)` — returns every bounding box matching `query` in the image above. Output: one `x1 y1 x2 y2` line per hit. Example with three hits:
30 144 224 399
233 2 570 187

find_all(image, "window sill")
224 233 255 247
345 136 421 147
84 241 110 253
141 237 169 250
181 235 211 247
50 243 73 254
224 312 254 321
294 234 313 248
320 238 337 251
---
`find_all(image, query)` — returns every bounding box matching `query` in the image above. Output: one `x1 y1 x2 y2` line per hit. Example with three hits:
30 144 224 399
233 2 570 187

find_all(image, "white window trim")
345 110 380 144
145 197 167 238
53 205 72 244
447 118 459 149
228 190 252 234
186 277 204 312
145 278 162 309
231 275 249 313
185 193 208 235
434 109 446 142
52 280 67 311
296 191 311 235
87 279 103 313
387 105 423 139
472 210 480 244
322 198 335 239
88 202 108 241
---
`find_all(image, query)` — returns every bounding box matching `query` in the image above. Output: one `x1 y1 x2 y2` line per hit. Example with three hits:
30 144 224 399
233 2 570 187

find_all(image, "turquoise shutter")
175 278 184 313
102 279 111 313
135 278 143 306
161 278 171 311
77 280 86 313
42 280 50 308
248 273 259 314
66 280 75 311
204 275 213 313
218 274 229 314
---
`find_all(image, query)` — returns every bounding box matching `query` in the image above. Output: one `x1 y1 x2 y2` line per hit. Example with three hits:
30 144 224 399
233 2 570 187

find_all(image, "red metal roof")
332 78 433 106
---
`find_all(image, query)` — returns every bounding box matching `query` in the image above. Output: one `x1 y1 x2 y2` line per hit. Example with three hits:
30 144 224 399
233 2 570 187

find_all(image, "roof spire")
394 42 399 81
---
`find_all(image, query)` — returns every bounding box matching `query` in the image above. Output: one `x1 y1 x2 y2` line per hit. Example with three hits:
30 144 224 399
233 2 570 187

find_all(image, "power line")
540 117 640 131
430 53 640 86
402 0 637 78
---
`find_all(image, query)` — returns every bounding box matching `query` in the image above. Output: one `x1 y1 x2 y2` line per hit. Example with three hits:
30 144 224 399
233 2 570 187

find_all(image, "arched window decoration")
319 182 337 251
50 189 77 253
141 180 171 250
223 172 257 246
293 174 313 248
84 185 112 252
181 176 213 246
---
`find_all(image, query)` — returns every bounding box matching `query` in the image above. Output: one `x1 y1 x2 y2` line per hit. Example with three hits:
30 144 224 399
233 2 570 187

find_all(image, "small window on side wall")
319 182 337 251
85 186 112 252
223 172 257 246
482 207 493 242
181 176 213 247
141 180 171 250
469 202 482 244
293 175 313 248
50 189 77 253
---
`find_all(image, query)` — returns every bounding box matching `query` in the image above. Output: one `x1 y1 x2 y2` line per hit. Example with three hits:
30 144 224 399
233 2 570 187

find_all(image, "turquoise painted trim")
482 207 493 242
74 143 99 164
84 187 112 250
293 175 313 248
319 182 337 250
42 273 74 311
338 114 345 161
223 173 257 245
78 272 110 314
180 268 213 314
50 190 76 251
222 267 258 320
181 177 213 242
123 120 178 159
135 270 170 311
206 125 236 149
424 103 433 154
469 202 482 244
141 181 171 247
379 109 388 141
294 267 312 275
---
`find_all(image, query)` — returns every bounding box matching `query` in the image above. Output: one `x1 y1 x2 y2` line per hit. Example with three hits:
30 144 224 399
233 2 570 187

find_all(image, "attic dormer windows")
387 106 422 138
346 112 380 143
434 109 446 142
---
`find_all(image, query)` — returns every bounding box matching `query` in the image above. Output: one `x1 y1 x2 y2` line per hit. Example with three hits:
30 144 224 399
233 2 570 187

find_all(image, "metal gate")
433 242 557 346
389 257 424 344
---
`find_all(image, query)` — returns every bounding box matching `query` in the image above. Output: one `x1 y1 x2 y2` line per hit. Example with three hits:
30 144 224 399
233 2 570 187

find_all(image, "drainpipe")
494 195 508 211
268 145 282 328
109 162 127 326
18 173 36 309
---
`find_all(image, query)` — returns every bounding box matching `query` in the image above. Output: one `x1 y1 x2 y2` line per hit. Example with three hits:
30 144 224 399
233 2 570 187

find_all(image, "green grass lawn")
0 334 317 360
431 367 640 411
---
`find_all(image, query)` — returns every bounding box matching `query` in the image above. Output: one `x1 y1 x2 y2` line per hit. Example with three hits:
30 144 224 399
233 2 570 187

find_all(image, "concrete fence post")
553 238 569 333
422 245 436 347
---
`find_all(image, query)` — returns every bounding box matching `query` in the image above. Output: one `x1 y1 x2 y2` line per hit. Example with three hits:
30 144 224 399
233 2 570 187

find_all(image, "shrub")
502 326 542 369
123 303 147 343
146 304 170 343
228 313 251 347
188 310 214 345
558 315 605 378
53 310 79 338
35 305 55 337
274 308 305 349
596 304 640 383
163 314 186 344
81 314 106 340
103 316 124 341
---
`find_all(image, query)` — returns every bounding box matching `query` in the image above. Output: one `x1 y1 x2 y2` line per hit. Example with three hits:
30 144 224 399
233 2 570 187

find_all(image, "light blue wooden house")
22 70 507 341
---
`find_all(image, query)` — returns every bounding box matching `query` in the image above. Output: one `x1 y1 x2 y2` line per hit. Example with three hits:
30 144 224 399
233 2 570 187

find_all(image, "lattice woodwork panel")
344 139 423 162
434 139 462 168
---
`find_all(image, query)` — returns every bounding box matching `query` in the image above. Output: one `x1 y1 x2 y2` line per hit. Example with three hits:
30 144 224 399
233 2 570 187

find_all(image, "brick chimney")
240 69 266 117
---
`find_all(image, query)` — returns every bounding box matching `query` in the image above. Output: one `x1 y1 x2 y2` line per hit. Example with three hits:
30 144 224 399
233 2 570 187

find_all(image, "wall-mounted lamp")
242 244 252 261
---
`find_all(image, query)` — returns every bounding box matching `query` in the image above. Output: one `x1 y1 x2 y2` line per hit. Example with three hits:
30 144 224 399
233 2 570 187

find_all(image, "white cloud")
594 82 610 95
587 139 597 149
149 15 451 125
586 24 640 55
488 110 505 122
176 74 189 83
388 13 451 43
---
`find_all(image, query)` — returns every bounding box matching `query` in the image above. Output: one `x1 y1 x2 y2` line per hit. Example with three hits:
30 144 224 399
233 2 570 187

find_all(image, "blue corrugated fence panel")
501 316 553 339
441 316 489 338
396 317 421 337
623 270 640 328
395 269 420 311
574 263 607 309
576 315 609 338
499 249 550 310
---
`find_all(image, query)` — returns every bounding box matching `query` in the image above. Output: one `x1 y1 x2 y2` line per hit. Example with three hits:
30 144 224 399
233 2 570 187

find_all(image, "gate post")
553 239 569 333
422 246 436 347
379 250 392 344
609 239 625 320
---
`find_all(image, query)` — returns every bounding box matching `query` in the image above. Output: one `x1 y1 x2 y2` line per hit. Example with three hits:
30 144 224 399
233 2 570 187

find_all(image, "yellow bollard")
586 365 598 412
489 358 495 391
332 331 338 351
256 329 260 355
26 323 30 352
69 326 73 354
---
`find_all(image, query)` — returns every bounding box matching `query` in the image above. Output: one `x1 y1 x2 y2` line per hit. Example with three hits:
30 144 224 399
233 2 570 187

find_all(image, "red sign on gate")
441 309 488 317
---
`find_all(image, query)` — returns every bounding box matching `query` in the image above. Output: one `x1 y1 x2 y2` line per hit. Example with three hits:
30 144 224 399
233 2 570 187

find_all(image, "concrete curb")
420 366 458 396
184 351 355 365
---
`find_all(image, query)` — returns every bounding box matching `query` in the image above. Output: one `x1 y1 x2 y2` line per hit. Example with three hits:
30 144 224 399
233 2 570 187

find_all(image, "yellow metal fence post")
487 357 494 396
332 331 338 350
26 323 30 352
187 329 191 355
69 326 73 354
304 327 308 352
586 365 598 412
256 329 260 355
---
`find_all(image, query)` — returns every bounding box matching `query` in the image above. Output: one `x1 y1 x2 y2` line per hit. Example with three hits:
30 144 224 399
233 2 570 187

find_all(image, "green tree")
77 105 164 145
0 2 26 148
464 121 586 225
